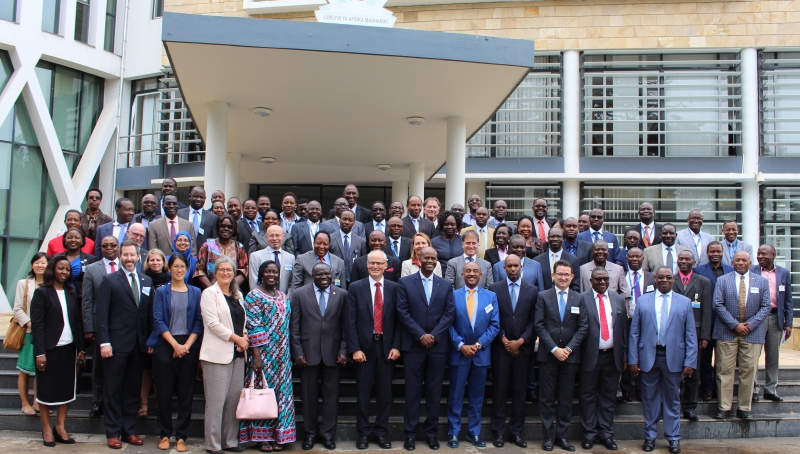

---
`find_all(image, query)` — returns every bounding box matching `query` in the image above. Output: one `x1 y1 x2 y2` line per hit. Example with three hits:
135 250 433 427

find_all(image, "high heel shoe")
52 427 75 444
42 431 55 448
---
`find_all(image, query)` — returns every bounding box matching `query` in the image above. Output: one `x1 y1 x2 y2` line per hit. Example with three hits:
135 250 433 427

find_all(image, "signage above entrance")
315 0 397 28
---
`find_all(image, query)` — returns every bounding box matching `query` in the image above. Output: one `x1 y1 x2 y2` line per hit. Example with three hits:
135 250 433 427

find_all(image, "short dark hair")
707 241 722 252
282 192 297 203
314 230 331 243
553 259 573 275
64 209 81 220
86 187 103 199
493 224 511 242
168 253 189 269
437 210 463 232
61 228 86 249
43 255 75 292
256 260 279 285
722 219 738 228
590 266 608 278
297 198 309 204
120 239 140 256
115 197 132 210
27 252 49 279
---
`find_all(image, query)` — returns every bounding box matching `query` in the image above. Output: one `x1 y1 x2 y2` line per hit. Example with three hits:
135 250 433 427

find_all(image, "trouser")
619 321 639 399
300 363 341 440
402 349 446 438
447 362 488 437
153 336 199 440
538 360 577 439
700 339 716 395
527 353 538 393
103 349 144 438
580 350 620 442
681 327 702 412
490 351 530 438
202 358 245 452
640 350 682 442
716 338 762 412
91 339 104 404
353 337 395 437
754 312 782 396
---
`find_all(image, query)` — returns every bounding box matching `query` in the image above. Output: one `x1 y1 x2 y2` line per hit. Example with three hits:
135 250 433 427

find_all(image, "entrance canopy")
162 13 533 185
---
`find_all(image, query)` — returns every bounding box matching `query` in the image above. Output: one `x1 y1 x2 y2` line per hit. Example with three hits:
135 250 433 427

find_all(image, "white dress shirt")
463 253 478 263
307 220 321 242
640 222 655 244
389 237 403 255
103 257 120 274
734 271 750 297
112 221 127 241
592 290 614 349
655 290 673 336
689 230 703 256
535 217 550 238
588 227 606 243
548 249 563 273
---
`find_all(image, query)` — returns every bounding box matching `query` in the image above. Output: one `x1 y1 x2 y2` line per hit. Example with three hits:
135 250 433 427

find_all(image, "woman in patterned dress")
194 215 248 291
239 261 296 452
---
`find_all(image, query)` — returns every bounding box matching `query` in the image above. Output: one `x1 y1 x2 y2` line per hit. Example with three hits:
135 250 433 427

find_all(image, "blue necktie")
192 210 200 234
593 231 601 242
392 240 399 258
666 247 674 272
423 278 432 304
467 256 474 263
343 234 351 281
118 223 127 241
318 289 327 317
658 293 669 346
566 242 576 256
558 291 567 321
633 271 641 300
249 220 257 233
510 282 518 311
273 251 280 271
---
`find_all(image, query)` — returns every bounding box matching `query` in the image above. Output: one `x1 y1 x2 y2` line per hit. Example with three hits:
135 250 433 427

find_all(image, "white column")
391 180 408 205
740 48 760 246
562 50 581 175
445 116 466 210
409 163 425 201
204 101 228 207
225 152 241 201
562 180 581 219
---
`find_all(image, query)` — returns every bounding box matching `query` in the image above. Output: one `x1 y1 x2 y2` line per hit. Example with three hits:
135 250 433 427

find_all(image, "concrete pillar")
562 180 581 219
205 101 228 208
225 152 241 201
562 50 581 174
409 163 425 201
740 48 760 245
445 116 466 210
392 180 408 205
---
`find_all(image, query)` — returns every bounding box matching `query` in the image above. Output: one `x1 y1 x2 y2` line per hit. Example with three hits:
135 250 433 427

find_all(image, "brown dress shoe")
158 437 171 450
176 439 188 452
107 438 122 449
124 435 144 445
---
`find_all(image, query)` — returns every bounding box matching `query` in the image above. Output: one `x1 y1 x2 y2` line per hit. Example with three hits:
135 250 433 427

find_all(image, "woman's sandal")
259 443 273 452
21 406 35 416
272 443 284 451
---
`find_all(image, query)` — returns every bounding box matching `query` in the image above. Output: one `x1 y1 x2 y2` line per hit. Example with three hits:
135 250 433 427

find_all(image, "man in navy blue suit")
614 230 642 273
492 235 545 291
577 209 620 264
291 201 333 256
94 198 135 258
396 247 455 451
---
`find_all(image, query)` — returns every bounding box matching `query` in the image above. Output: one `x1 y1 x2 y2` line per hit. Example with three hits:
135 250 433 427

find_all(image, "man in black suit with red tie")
95 240 153 449
397 247 455 451
488 255 537 448
346 250 402 450
351 231 402 283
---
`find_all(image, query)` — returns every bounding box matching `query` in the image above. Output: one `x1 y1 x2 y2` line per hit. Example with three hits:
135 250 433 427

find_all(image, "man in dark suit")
177 186 217 249
388 201 405 220
346 251 402 450
95 240 153 449
291 201 333 256
752 244 794 402
534 227 580 292
235 199 260 249
579 267 628 451
534 260 588 452
673 250 713 420
132 194 160 230
488 199 517 234
364 201 388 237
396 247 455 451
290 263 348 450
93 197 135 258
351 231 402 283
327 184 372 225
158 177 186 216
323 198 366 239
577 209 620 264
531 198 557 245
615 230 642 272
402 196 437 239
624 202 661 249
384 217 412 262
488 255 537 448
329 210 367 285
562 217 593 266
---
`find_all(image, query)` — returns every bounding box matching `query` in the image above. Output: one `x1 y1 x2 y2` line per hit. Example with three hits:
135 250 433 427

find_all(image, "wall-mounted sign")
315 0 396 28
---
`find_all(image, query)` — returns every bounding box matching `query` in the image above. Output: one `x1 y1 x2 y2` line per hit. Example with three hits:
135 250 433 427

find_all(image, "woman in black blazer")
31 255 86 447
483 224 512 267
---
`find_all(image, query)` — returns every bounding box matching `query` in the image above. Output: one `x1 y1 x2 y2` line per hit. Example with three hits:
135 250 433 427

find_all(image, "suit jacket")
248 248 295 295
483 248 504 268
402 216 437 239
629 291 697 373
93 221 131 258
148 216 197 257
579 261 630 298
563 239 594 266
247 230 295 256
750 264 793 330
624 222 662 249
345 278 401 358
328 231 368 281
577 230 621 263
449 287 500 367
396 272 456 354
146 282 203 349
488 218 517 234
534 287 588 363
675 228 716 266
30 286 86 357
614 248 630 273
291 251 346 291
384 236 412 262
488 279 537 356
694 263 733 293
721 240 756 266
81 260 117 333
445 256 494 289
290 221 335 256
322 218 366 239
673 273 713 341
642 243 691 274
236 217 260 252
712 272 772 343
328 204 372 225
363 220 387 238
580 291 627 372
534 250 581 292
132 212 160 226
460 225 495 259
290 283 348 366
351 255 402 283
53 252 96 302
177 207 217 249
625 269 656 317
95 269 154 353
492 257 545 291
198 283 245 364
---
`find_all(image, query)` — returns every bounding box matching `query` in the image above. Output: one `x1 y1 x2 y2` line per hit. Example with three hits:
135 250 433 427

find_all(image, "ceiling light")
407 116 425 126
377 164 392 171
253 107 272 117
260 157 276 164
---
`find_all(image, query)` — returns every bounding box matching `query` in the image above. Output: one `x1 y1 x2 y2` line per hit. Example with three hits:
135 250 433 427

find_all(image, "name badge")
750 287 759 294
285 264 293 271
646 285 654 292
484 304 493 313
608 243 614 248
692 301 701 309
335 279 341 287
570 306 580 314
779 285 786 292
142 286 151 296
198 227 204 235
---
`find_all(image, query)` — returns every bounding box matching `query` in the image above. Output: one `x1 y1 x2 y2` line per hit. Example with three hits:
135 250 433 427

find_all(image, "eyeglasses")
554 272 572 278
216 268 234 275
592 277 610 282
367 261 386 266
141 201 156 205
127 232 145 239
589 215 604 219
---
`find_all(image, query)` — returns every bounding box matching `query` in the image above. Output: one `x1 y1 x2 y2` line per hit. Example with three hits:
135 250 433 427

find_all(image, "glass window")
75 0 90 43
486 185 561 223
762 186 800 303
761 52 800 157
104 0 116 52
42 0 60 34
0 0 15 22
153 0 164 18
52 65 81 153
0 51 12 94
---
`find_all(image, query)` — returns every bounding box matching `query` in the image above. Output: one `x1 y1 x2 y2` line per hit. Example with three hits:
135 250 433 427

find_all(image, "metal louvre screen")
486 185 562 223
583 53 742 157
761 51 800 157
762 186 800 303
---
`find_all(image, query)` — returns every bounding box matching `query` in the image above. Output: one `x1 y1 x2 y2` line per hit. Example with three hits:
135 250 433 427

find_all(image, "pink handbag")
236 371 278 420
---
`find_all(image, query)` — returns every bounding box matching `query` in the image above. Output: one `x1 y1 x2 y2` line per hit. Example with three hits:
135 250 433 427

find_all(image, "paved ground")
0 432 799 453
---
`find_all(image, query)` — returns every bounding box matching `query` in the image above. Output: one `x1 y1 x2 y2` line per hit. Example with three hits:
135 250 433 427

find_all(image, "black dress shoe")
52 428 75 444
715 410 728 419
736 409 753 420
404 438 415 451
356 435 369 450
465 434 485 448
702 391 713 401
446 436 459 449
752 393 760 402
373 434 391 449
301 437 315 450
322 439 336 450
683 410 699 421
511 436 527 448
555 438 575 452
581 439 594 449
616 396 629 404
642 439 655 452
526 391 539 403
89 403 103 417
542 438 554 451
426 437 439 450
223 448 244 453
669 440 681 453
493 437 504 448
601 438 618 450
764 393 785 402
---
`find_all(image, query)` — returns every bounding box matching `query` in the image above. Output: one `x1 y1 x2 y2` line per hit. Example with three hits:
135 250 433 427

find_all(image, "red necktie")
538 220 547 243
319 256 325 263
109 262 116 273
373 282 383 334
598 293 610 341
682 275 690 286
643 225 651 247
169 220 177 244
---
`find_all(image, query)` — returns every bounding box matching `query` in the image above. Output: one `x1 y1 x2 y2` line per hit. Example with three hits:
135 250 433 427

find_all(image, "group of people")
10 179 792 454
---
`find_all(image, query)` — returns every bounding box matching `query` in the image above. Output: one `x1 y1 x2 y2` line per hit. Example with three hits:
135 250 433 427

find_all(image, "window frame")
74 0 91 44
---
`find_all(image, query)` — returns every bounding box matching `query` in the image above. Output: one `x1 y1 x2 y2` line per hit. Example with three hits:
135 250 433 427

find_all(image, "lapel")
666 292 678 330
116 270 136 305
748 274 760 305
585 292 600 325
331 231 343 256
685 275 698 299
648 294 659 333
457 288 473 335
413 273 428 307
497 282 513 315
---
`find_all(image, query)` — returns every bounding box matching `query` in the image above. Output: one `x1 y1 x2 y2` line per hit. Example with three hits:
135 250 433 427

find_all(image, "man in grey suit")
675 210 715 266
629 266 697 454
720 220 755 266
292 201 334 256
323 198 366 239
620 247 655 403
579 241 630 302
328 210 367 286
147 194 197 256
290 263 348 450
642 224 690 274
82 235 119 417
177 186 217 249
248 210 294 255
292 231 346 291
445 230 493 289
248 225 295 295
713 251 771 420
752 244 794 402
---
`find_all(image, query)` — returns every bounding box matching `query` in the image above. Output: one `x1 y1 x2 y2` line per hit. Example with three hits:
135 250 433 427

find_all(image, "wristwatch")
476 341 483 350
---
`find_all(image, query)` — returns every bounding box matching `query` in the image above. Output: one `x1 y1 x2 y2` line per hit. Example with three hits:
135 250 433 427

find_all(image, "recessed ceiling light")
260 157 276 164
253 107 272 117
377 164 392 170
407 116 425 126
